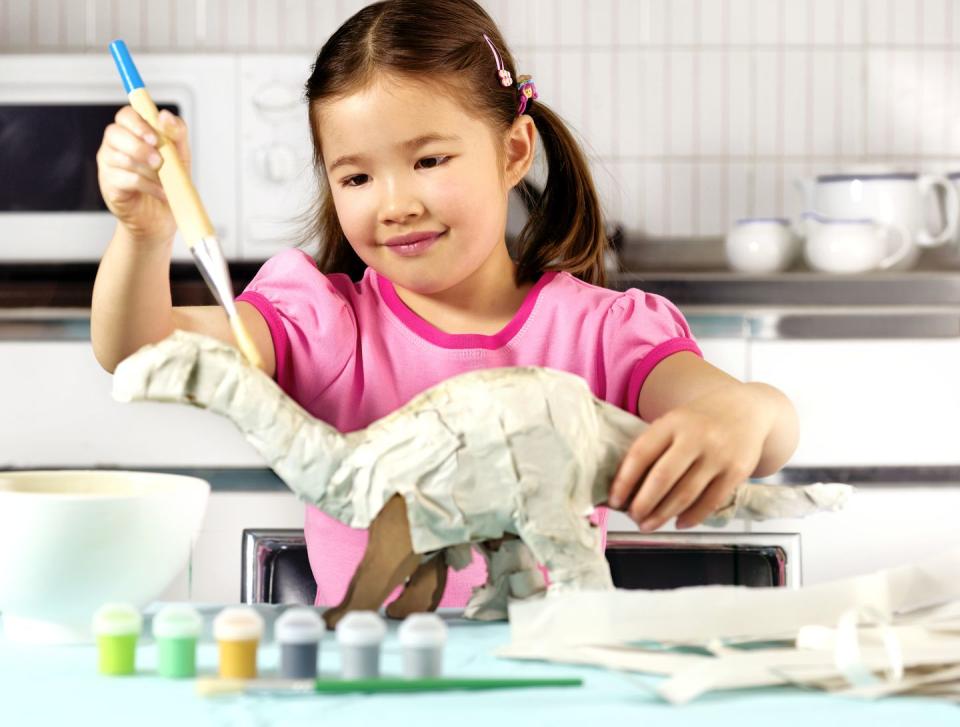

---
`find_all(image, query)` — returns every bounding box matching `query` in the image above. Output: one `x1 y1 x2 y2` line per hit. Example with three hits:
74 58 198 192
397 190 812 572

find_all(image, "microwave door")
0 87 191 262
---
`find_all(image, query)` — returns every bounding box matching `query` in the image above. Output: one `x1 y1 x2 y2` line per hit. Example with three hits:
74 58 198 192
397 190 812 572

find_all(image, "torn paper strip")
505 546 960 647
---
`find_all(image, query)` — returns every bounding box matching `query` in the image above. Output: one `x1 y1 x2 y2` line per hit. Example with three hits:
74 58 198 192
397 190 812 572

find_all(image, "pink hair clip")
482 33 512 87
516 75 538 116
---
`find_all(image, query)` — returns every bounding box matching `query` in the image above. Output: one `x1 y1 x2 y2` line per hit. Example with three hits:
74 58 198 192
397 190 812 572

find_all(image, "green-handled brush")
197 676 583 697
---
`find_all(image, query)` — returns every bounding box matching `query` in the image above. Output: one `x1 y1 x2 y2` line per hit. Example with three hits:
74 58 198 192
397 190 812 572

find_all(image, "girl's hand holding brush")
97 106 190 248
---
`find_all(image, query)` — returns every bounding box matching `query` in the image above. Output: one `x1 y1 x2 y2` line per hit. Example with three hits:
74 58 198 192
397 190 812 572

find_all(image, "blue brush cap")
109 39 145 93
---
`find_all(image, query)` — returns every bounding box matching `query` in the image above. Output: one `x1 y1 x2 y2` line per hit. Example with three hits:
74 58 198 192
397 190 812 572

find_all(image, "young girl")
92 0 798 609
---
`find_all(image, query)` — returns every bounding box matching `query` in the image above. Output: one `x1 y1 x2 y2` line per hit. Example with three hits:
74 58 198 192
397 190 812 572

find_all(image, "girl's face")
317 75 516 295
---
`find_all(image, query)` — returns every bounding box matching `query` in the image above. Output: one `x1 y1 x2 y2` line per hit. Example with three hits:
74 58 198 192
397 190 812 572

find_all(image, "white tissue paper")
499 546 960 704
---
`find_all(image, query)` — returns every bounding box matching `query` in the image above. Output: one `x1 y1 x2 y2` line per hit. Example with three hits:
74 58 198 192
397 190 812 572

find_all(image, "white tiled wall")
3 0 959 237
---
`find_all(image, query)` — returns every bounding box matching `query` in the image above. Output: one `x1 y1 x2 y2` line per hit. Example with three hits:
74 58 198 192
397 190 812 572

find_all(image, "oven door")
0 55 237 262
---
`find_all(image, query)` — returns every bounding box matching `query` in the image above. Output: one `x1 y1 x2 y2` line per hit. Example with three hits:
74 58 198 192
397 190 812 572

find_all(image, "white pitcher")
795 171 960 270
949 172 960 246
801 212 912 274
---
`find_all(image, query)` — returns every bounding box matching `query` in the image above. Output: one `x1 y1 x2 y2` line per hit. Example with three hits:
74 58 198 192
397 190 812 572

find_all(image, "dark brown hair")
303 0 607 285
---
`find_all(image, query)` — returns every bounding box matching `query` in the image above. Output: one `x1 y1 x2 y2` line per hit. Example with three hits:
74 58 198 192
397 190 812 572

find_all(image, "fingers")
157 109 191 171
626 448 702 529
675 467 750 530
114 105 158 145
637 459 719 532
101 167 167 204
606 423 672 510
103 114 161 170
97 139 165 203
98 105 191 204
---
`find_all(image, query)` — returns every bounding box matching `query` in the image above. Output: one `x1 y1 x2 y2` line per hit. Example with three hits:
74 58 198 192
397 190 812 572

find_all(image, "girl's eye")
342 174 369 188
416 155 449 170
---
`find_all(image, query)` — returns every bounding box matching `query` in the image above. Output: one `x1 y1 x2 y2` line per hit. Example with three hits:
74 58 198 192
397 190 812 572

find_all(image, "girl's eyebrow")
327 133 462 172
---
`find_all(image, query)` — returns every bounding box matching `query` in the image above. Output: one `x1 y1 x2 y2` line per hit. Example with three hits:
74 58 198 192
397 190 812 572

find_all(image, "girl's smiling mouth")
382 230 446 256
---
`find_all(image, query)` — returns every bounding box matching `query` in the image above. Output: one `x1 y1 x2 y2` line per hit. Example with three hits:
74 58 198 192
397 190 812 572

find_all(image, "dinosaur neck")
591 402 647 506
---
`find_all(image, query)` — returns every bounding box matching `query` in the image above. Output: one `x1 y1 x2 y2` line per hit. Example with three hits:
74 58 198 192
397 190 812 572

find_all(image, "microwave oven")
0 53 318 262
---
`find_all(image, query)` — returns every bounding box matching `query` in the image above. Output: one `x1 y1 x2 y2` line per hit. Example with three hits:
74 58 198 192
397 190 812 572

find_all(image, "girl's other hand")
96 106 191 246
607 384 769 532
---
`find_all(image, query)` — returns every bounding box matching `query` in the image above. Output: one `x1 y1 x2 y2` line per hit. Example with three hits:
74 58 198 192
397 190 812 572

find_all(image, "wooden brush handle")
127 87 214 247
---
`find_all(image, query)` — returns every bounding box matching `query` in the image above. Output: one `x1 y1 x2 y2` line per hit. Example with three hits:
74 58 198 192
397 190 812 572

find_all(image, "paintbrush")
108 39 264 371
196 676 583 697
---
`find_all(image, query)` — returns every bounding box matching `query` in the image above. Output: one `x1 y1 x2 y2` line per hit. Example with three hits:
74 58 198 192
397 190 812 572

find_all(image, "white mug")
725 218 799 273
802 211 912 274
794 171 960 270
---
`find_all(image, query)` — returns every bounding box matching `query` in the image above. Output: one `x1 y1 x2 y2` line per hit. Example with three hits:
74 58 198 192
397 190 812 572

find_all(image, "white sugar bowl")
725 218 799 273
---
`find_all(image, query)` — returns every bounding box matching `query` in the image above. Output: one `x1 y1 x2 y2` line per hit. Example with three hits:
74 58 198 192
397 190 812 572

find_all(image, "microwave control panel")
239 55 318 261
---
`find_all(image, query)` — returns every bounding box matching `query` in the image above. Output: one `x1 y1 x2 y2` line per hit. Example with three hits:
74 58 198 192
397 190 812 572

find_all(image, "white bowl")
0 470 209 644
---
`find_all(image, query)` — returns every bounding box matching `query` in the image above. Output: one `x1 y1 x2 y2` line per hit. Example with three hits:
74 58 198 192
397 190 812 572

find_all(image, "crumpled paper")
113 330 851 619
498 547 960 704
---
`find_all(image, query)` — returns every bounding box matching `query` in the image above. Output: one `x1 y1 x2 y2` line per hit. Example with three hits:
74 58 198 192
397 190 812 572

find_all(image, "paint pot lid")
213 606 264 642
398 613 448 648
335 611 387 647
152 604 203 639
275 607 325 645
92 603 142 637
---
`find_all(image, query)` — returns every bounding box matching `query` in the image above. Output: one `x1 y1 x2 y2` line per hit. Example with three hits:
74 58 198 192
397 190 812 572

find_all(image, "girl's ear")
503 115 536 190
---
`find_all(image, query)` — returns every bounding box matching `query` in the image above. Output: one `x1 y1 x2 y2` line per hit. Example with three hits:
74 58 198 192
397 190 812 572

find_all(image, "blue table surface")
2 604 957 726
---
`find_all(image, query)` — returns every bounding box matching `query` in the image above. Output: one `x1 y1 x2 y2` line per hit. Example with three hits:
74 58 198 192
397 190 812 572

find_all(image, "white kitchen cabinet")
696 337 749 381
158 491 307 604
0 341 262 467
748 338 960 465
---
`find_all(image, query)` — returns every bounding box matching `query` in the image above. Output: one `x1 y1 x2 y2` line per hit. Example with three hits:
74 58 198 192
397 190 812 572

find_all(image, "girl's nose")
378 179 425 224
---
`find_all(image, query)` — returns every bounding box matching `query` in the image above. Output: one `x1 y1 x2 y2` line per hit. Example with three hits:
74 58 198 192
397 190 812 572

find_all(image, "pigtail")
513 102 608 287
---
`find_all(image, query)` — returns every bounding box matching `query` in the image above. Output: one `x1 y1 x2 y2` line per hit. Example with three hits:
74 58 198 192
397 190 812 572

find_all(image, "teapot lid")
816 172 917 183
734 217 789 225
802 210 874 225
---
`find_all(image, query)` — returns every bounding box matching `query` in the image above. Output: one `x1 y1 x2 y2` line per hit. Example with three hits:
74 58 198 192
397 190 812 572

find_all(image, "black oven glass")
0 103 180 213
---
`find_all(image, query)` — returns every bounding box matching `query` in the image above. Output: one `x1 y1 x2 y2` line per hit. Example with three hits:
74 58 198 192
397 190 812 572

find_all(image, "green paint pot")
152 604 203 678
92 603 142 676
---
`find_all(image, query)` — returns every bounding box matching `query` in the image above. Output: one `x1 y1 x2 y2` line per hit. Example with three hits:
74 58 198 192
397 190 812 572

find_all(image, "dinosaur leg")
322 494 422 629
515 517 613 593
463 538 547 621
384 553 448 620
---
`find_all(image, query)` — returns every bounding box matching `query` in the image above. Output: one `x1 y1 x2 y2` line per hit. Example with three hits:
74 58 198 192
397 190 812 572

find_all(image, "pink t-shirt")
237 247 702 607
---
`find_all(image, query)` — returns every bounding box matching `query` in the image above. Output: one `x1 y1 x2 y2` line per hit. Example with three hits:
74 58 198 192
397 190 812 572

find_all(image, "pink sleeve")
236 248 357 405
600 289 702 415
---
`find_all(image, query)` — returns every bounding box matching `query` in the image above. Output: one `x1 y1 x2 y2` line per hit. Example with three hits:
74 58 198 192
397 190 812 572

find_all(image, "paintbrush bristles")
195 677 250 697
195 677 314 697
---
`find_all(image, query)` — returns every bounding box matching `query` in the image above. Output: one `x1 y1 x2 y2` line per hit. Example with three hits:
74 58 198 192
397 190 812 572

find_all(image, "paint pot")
212 606 264 679
274 607 325 680
335 611 386 679
398 613 448 678
92 603 142 676
152 604 203 678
